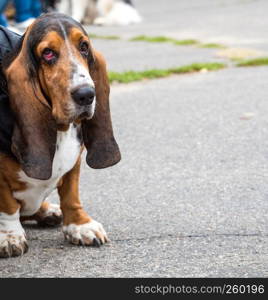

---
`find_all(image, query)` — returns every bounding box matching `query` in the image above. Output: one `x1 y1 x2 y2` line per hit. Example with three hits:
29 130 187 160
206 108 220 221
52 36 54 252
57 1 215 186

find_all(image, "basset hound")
0 13 121 258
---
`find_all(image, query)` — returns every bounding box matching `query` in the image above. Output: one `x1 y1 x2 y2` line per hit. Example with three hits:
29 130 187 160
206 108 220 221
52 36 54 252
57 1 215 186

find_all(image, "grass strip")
88 34 227 49
130 35 199 46
89 33 120 40
108 62 226 83
236 57 268 67
199 43 226 49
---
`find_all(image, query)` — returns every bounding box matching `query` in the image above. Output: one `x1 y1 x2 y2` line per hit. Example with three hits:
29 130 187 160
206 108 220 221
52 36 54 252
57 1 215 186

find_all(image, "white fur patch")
63 220 108 245
71 60 95 91
56 19 96 116
57 19 94 89
14 124 81 216
0 209 27 257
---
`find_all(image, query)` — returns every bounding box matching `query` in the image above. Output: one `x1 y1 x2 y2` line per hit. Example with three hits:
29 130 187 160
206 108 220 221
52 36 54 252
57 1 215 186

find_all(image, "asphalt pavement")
0 0 268 277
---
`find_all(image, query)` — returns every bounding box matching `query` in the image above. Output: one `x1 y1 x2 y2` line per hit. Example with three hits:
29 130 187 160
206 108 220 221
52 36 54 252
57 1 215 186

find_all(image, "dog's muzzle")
71 85 95 106
70 84 96 121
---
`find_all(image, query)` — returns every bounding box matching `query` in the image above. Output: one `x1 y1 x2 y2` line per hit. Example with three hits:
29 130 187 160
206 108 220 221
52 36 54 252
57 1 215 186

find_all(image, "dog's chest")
14 124 81 216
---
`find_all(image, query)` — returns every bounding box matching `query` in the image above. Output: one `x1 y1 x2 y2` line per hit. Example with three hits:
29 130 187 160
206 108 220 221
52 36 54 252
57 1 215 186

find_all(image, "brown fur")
58 157 92 225
5 27 57 180
37 31 71 124
0 154 23 215
83 50 121 169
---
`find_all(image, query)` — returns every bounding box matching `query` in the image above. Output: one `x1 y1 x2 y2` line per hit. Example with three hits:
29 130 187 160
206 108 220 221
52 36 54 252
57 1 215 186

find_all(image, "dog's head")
4 13 121 180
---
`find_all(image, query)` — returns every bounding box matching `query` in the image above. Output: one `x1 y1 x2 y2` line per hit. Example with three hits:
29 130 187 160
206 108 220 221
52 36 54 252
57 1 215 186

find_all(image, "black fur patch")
0 26 21 156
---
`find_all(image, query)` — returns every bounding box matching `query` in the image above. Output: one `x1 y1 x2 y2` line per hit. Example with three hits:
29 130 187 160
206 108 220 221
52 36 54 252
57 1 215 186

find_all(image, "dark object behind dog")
41 0 58 12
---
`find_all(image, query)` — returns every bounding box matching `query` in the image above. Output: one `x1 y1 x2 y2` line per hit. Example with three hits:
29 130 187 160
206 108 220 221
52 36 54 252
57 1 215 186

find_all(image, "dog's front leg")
0 175 28 258
58 157 108 247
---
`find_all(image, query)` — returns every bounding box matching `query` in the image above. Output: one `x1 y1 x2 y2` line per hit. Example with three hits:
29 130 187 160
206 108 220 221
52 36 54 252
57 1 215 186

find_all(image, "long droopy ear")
82 51 121 169
4 36 57 180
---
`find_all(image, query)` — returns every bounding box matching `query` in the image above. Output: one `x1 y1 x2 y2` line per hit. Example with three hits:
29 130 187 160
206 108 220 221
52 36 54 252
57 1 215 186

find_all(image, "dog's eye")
79 41 89 56
42 48 56 63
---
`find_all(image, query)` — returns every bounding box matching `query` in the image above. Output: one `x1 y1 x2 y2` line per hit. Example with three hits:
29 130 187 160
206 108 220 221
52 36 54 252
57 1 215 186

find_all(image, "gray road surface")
91 0 268 51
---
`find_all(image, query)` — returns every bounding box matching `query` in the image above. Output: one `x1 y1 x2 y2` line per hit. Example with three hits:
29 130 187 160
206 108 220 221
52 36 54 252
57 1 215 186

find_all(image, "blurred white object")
15 18 36 31
57 0 142 26
95 0 142 25
7 25 23 35
58 0 88 23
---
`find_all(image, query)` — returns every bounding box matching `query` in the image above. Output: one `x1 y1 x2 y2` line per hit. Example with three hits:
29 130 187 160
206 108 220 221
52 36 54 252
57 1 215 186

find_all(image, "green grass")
199 43 226 49
170 62 225 73
129 35 199 46
89 33 120 40
88 33 227 50
236 57 268 67
130 35 173 43
173 39 199 46
108 62 226 83
229 57 244 63
88 33 226 50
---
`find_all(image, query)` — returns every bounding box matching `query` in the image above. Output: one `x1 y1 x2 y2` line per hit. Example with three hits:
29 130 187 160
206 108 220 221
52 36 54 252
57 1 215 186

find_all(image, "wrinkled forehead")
26 13 89 50
35 29 90 57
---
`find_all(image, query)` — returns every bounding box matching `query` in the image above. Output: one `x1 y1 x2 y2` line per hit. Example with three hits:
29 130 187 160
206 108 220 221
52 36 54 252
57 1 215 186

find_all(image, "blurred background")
1 0 267 69
0 0 268 67
0 0 267 49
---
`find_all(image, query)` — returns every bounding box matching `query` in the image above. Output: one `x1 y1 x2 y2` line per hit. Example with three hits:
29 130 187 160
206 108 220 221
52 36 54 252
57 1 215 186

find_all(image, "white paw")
0 210 28 258
44 203 62 216
37 203 62 227
0 231 28 258
63 220 108 246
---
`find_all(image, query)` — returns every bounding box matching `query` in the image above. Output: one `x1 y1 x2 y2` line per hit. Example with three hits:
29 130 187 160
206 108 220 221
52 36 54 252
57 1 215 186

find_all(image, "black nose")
71 86 95 106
